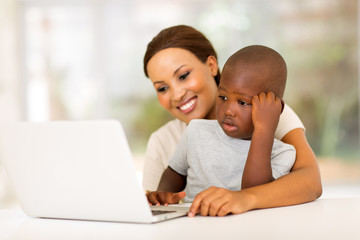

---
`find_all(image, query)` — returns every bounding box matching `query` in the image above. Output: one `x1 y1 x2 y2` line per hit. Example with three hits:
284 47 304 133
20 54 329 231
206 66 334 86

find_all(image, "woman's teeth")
179 99 196 111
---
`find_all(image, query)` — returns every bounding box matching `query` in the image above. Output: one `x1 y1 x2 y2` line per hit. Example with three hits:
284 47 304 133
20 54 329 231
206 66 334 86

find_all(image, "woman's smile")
177 97 197 113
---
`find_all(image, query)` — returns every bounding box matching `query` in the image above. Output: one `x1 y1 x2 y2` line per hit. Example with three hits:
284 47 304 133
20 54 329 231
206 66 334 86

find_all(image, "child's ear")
280 99 285 114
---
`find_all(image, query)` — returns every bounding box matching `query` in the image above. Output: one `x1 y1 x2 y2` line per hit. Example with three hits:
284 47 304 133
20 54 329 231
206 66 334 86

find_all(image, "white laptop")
0 120 189 223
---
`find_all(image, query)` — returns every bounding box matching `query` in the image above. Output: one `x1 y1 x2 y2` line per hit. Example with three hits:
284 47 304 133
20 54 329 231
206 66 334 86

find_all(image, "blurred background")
0 0 359 208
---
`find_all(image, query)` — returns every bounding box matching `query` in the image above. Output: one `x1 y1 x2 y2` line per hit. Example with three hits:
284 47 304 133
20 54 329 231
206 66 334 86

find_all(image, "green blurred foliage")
131 97 174 152
283 0 359 159
112 0 360 160
111 96 174 153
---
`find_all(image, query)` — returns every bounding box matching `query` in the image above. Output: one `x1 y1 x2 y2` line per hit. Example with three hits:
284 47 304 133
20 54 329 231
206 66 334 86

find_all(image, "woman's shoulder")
275 104 305 140
149 118 187 142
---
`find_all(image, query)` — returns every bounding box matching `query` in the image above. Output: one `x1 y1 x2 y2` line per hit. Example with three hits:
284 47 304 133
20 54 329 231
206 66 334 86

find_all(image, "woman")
142 25 322 214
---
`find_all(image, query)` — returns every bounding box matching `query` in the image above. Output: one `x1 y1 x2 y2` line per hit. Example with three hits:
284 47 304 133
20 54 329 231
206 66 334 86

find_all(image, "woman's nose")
172 86 186 102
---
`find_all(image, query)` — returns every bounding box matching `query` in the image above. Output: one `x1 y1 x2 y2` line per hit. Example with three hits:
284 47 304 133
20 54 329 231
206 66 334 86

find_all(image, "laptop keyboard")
151 210 176 216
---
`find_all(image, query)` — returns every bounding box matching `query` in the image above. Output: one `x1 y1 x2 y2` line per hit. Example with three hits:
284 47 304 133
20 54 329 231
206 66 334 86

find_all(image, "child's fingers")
157 192 167 204
152 191 186 205
147 191 187 206
172 191 186 203
265 91 276 100
163 191 185 204
147 193 161 206
258 92 267 100
255 91 278 102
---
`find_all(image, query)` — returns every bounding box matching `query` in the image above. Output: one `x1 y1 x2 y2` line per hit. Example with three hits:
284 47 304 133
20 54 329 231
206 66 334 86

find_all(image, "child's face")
216 66 265 139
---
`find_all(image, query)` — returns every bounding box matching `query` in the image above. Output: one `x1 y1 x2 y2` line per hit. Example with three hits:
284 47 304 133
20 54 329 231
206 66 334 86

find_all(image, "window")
19 0 359 161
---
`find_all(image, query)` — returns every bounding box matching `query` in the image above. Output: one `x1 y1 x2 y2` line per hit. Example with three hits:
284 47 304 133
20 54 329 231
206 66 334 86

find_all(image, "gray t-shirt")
168 119 296 202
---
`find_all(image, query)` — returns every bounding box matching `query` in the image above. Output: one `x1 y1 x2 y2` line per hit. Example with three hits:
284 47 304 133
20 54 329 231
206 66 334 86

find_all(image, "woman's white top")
142 104 305 192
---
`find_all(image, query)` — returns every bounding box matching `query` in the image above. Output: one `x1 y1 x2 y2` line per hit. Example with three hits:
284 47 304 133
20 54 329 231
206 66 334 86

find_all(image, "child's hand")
251 92 283 134
188 187 252 217
146 191 186 206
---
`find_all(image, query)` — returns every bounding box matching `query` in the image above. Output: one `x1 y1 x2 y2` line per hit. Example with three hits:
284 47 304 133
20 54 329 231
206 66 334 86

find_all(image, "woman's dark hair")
143 25 220 85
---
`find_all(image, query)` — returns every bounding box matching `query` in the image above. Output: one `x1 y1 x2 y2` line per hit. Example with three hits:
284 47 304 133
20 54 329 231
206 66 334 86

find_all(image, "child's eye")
218 96 227 101
238 100 251 106
157 86 168 93
179 72 190 80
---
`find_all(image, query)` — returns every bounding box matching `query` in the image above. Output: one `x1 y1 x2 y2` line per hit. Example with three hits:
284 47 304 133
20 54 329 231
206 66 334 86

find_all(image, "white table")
1 198 359 240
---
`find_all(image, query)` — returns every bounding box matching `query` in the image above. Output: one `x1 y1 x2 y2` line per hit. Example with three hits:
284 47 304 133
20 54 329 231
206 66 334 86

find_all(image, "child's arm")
146 167 186 205
241 92 283 189
158 166 186 191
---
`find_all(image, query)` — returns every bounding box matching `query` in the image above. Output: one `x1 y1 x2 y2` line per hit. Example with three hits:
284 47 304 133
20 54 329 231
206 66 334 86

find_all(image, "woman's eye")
179 72 190 80
157 86 168 92
238 100 250 106
218 96 227 101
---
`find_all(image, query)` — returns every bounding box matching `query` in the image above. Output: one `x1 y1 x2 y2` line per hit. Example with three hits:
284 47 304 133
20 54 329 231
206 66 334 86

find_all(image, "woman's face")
146 48 218 124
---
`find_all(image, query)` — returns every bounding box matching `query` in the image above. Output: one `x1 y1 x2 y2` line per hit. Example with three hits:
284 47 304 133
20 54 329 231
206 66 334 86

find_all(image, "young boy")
146 45 296 217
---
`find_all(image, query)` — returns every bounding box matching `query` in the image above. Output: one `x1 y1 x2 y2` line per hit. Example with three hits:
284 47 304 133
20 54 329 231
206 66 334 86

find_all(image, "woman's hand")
146 191 186 206
188 187 254 217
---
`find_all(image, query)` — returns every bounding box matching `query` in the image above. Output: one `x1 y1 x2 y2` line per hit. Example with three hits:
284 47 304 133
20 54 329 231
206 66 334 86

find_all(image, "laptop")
0 120 189 223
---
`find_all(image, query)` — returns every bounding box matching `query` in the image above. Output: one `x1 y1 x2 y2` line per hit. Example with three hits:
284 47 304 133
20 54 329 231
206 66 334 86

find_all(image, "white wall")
0 0 21 208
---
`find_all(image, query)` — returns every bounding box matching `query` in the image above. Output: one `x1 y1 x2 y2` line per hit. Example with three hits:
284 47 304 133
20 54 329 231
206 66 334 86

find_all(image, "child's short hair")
222 45 287 98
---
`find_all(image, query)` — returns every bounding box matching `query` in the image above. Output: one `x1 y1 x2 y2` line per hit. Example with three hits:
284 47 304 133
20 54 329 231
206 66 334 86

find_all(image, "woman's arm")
189 128 322 216
243 128 322 209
